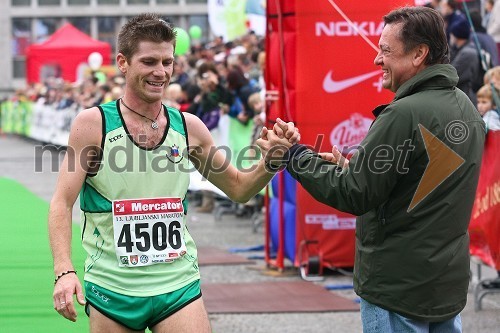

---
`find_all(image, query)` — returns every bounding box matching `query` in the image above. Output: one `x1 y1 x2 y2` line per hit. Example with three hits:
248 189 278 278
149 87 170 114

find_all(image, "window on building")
13 58 26 79
97 0 120 4
35 18 60 43
38 0 61 5
98 17 119 54
68 0 91 5
161 16 179 29
11 0 31 6
157 0 178 4
127 0 149 4
12 18 32 57
68 17 91 35
12 18 32 79
185 0 205 3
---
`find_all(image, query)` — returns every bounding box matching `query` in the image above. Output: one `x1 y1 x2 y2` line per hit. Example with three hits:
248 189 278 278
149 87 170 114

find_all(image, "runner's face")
122 40 174 103
374 23 417 93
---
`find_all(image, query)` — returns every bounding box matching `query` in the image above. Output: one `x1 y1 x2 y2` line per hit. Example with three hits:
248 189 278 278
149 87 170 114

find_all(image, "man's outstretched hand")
319 145 349 168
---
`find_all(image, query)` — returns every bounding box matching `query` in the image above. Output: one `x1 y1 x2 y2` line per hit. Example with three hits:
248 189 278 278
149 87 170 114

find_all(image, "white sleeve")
487 2 500 42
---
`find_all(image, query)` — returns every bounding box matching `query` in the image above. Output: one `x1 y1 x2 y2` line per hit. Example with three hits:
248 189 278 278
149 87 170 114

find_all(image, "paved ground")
2 134 500 333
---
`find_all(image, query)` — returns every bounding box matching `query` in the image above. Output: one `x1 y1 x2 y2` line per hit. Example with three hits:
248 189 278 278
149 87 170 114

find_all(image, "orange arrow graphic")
408 124 465 212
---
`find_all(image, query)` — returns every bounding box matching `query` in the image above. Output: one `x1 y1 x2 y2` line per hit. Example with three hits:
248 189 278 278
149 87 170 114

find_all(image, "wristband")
264 160 286 173
54 270 77 285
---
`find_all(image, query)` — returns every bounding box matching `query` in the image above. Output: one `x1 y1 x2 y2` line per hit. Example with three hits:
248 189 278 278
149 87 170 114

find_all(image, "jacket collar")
394 64 459 101
372 64 458 118
372 104 390 117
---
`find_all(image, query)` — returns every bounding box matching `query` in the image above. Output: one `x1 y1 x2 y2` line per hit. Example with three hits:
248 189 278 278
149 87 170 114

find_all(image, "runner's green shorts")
84 279 202 330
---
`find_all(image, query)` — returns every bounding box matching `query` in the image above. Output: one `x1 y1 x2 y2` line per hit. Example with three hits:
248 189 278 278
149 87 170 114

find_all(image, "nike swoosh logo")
323 70 382 93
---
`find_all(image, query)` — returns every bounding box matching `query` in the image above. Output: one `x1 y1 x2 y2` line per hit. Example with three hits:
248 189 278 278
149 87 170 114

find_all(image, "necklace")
120 98 162 129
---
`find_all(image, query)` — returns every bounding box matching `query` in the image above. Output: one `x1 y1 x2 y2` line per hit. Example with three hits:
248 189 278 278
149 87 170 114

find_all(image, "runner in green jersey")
48 13 299 333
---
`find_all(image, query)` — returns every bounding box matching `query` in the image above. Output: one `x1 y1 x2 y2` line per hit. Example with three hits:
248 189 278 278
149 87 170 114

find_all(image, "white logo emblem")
323 70 382 93
305 214 356 230
115 203 125 213
330 113 372 148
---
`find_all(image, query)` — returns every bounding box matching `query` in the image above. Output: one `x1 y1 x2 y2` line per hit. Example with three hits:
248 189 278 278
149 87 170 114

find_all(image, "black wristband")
264 145 293 173
288 144 309 161
264 159 286 173
54 270 77 285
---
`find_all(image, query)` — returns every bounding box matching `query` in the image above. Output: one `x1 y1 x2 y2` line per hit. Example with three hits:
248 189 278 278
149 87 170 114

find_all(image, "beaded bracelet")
54 270 77 285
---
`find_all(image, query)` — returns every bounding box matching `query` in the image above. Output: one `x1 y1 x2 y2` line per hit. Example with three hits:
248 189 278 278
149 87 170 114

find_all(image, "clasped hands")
256 118 349 169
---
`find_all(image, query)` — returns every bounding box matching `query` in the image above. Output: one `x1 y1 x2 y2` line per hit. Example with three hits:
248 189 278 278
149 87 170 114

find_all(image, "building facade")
1 0 208 94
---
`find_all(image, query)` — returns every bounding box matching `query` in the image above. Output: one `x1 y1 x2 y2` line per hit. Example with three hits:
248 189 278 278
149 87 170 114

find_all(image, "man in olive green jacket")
258 7 485 333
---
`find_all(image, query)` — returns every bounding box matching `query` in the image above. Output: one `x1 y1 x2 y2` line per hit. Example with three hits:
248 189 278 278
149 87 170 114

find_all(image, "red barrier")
469 130 500 270
265 0 410 273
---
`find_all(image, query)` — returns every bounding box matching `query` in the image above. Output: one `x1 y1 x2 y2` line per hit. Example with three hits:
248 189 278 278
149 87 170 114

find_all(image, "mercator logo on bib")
112 197 187 267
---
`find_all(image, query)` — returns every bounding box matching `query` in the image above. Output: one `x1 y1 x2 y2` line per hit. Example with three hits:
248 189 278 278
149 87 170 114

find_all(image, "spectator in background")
162 83 183 109
245 50 262 83
189 62 232 132
110 85 123 101
247 91 265 148
476 78 500 291
56 84 76 110
213 54 229 84
226 66 260 125
450 18 480 104
179 82 200 113
440 0 465 40
97 84 111 104
189 62 233 213
469 10 499 67
488 0 500 64
476 83 500 131
424 0 441 10
171 55 191 86
489 66 500 89
467 10 498 92
483 0 495 29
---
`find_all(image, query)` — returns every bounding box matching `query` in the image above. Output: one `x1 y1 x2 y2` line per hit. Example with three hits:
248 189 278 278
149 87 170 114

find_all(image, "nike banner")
266 0 418 270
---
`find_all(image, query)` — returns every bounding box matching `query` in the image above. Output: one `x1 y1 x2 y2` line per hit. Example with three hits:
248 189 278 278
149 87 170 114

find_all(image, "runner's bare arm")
48 107 101 321
185 113 297 203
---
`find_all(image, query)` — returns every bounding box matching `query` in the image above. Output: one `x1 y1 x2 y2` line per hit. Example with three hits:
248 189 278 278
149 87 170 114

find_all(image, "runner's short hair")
118 13 176 60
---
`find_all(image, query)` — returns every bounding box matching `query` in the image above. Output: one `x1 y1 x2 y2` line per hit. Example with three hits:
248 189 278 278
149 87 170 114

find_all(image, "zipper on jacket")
378 202 388 225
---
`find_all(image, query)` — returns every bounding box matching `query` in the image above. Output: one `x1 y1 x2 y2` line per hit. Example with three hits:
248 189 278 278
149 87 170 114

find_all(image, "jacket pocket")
377 201 389 225
376 201 390 245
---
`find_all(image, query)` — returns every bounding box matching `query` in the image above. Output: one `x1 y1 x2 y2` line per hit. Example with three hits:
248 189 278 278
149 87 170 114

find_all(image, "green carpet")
0 178 89 332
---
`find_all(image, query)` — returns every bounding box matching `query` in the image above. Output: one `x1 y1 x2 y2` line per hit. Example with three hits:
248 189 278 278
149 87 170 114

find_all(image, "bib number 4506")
117 221 182 253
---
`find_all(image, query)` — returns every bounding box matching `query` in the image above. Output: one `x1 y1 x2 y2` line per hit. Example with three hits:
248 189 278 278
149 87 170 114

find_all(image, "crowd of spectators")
3 30 267 212
3 2 500 212
432 0 500 107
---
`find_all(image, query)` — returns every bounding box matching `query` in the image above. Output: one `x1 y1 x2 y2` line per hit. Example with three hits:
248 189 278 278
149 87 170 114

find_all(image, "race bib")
112 197 187 267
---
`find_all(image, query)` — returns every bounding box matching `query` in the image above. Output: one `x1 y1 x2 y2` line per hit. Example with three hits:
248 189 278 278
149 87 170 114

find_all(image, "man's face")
374 23 418 93
118 40 174 103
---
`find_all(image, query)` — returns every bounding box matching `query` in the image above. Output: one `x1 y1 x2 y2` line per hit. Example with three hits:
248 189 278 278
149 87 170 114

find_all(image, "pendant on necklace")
151 121 159 129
